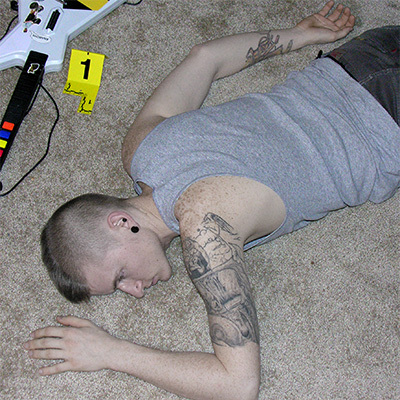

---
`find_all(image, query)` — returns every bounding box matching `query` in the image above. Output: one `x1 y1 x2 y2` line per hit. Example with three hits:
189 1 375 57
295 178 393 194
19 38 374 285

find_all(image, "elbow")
228 375 260 400
210 370 259 400
188 42 209 59
187 42 220 81
240 379 260 400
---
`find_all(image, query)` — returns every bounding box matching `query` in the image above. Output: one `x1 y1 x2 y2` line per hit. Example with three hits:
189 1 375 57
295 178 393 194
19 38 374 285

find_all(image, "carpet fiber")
0 0 399 399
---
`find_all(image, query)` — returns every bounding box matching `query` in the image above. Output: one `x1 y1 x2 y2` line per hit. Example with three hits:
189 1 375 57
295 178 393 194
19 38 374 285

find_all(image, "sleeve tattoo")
183 213 260 347
245 31 293 67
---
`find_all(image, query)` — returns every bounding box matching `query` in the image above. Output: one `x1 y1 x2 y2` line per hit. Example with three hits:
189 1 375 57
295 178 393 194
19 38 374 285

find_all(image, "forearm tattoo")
245 31 293 67
183 213 260 347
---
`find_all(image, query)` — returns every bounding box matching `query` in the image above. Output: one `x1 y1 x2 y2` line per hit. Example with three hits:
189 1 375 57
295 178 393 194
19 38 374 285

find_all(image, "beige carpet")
0 0 399 399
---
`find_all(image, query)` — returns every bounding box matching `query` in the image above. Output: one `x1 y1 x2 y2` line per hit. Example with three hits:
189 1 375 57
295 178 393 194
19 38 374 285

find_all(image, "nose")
118 280 145 298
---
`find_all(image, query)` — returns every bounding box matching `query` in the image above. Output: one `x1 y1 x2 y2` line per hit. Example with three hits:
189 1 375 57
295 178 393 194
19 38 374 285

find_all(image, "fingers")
318 0 336 18
333 21 355 40
27 347 63 361
24 336 67 375
24 317 87 363
30 325 64 340
56 315 94 328
326 4 345 23
25 317 92 354
38 361 71 376
319 2 355 27
27 316 92 342
316 1 355 38
24 316 106 376
334 6 355 29
25 336 63 351
24 334 64 365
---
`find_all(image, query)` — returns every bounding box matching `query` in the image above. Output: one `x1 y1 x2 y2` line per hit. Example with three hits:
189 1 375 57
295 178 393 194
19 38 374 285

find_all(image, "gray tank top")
131 58 400 250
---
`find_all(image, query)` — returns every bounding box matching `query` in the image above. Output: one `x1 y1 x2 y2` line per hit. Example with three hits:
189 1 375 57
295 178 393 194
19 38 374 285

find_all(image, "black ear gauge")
131 226 139 233
122 218 127 222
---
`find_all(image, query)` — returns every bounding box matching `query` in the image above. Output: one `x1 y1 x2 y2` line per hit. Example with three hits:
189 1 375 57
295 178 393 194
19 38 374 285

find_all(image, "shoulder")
175 176 286 246
122 113 166 175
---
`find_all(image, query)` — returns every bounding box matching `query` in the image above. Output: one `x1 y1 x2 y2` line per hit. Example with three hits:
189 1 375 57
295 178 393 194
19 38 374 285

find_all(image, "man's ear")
107 211 132 229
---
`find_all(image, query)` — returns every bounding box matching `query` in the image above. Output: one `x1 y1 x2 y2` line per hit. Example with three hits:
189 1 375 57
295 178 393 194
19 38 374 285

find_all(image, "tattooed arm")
175 212 262 399
182 213 260 348
122 1 355 172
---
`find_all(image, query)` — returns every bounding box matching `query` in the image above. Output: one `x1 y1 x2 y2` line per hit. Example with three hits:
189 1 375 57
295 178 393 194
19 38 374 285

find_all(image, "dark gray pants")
326 26 399 125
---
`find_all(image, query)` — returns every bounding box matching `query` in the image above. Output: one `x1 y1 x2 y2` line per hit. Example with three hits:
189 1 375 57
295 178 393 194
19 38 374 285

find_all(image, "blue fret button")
0 130 11 140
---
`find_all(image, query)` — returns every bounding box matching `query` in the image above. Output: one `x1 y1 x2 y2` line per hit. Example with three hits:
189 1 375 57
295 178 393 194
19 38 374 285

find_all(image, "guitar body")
0 0 126 174
0 0 126 74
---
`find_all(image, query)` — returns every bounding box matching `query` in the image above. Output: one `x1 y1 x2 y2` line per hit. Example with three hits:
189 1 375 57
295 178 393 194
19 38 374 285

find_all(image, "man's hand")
23 316 121 375
295 1 356 45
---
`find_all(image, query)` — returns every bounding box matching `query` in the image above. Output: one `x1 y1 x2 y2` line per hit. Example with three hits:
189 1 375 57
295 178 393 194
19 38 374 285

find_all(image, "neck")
125 193 177 249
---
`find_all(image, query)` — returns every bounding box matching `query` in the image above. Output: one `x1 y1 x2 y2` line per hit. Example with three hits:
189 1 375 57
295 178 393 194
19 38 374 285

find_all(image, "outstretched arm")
24 213 260 400
122 0 355 172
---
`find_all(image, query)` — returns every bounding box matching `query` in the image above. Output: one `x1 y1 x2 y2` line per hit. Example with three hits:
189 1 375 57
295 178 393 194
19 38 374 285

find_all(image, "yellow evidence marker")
64 49 106 115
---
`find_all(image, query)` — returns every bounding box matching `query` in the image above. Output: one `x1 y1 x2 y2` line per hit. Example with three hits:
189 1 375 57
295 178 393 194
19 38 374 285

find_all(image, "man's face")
84 239 172 299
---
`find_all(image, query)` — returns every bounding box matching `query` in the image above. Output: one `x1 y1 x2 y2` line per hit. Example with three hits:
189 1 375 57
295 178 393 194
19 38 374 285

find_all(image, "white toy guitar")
0 0 125 172
0 0 126 73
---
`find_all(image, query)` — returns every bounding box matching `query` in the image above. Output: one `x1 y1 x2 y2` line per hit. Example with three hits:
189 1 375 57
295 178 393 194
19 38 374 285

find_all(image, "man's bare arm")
122 29 297 172
182 213 259 347
115 213 261 400
24 213 260 400
117 213 262 400
122 1 355 172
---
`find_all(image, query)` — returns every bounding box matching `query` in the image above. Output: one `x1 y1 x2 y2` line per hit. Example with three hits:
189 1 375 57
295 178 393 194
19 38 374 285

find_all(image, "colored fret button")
0 130 11 139
0 139 7 149
2 121 14 131
0 149 3 157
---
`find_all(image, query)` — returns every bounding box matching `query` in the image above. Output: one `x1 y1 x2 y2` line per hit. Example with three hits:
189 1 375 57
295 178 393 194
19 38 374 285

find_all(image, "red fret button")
2 121 14 131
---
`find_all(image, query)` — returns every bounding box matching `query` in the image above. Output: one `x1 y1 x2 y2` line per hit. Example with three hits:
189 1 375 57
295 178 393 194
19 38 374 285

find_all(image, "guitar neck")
0 51 48 171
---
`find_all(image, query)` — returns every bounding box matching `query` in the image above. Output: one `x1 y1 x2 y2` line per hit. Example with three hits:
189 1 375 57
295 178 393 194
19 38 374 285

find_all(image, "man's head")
41 193 173 303
41 194 130 303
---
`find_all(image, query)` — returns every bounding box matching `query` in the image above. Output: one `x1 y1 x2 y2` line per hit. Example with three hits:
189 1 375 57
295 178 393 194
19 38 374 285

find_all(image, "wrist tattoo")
245 31 293 67
183 213 260 347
